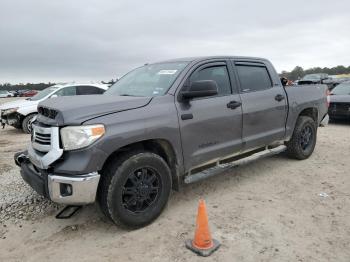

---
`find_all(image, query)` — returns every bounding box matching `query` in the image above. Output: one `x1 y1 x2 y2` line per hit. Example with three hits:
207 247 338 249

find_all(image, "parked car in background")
328 81 350 121
22 90 38 97
293 80 299 86
16 90 28 97
0 90 13 98
0 83 108 133
298 73 329 85
323 76 350 91
8 91 18 97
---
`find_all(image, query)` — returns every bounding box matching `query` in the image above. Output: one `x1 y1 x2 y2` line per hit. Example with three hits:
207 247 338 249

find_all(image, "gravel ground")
0 98 62 225
0 97 349 261
0 125 62 224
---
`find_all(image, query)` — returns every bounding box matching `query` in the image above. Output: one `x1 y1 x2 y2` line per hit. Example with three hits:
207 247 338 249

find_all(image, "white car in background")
0 83 108 133
0 90 13 98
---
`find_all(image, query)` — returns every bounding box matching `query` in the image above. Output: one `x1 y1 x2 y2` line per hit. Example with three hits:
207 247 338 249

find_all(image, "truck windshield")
28 87 58 101
105 62 189 97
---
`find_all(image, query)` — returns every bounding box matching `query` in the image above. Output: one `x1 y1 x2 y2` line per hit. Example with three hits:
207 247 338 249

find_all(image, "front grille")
32 124 52 152
34 132 51 145
38 106 58 119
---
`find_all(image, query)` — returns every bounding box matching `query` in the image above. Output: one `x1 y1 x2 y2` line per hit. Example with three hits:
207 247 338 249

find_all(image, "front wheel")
98 151 172 228
286 116 317 160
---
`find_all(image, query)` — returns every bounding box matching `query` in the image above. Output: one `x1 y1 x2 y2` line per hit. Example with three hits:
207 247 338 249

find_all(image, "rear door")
175 60 243 171
232 60 287 149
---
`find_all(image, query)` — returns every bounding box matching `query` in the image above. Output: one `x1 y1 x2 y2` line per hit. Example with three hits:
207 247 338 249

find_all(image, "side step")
184 145 287 184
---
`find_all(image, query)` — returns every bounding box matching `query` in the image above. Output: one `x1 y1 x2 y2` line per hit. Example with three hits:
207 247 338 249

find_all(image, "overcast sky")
0 0 349 84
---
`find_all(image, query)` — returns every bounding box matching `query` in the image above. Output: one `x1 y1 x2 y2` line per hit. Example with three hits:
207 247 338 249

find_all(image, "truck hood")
37 95 152 126
330 94 350 103
0 98 38 110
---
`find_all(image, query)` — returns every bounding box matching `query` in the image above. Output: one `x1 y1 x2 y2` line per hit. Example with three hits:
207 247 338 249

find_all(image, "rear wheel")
286 116 317 160
22 114 36 134
98 151 172 228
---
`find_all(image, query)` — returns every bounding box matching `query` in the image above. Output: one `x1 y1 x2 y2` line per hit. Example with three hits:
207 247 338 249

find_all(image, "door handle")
275 94 285 102
227 100 241 109
181 113 193 120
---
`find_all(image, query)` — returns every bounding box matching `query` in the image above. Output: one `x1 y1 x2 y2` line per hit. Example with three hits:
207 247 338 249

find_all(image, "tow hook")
14 152 28 167
55 205 82 219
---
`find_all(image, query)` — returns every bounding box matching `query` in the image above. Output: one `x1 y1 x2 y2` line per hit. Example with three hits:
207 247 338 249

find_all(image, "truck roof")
154 56 270 64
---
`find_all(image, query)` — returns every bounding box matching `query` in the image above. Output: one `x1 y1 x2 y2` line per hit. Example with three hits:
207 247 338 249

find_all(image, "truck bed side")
284 84 328 139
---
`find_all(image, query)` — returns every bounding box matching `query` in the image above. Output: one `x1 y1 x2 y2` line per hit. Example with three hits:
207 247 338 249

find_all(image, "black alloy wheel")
122 167 161 213
300 125 313 151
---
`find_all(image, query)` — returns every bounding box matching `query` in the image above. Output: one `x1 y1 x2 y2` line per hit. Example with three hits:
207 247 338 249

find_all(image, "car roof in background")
50 82 109 90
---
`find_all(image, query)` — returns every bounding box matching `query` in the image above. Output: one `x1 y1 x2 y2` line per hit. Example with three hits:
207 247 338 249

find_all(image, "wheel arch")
298 107 318 123
101 139 181 190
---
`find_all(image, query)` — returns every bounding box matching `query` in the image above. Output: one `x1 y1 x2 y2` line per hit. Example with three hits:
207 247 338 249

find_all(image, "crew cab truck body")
15 56 328 228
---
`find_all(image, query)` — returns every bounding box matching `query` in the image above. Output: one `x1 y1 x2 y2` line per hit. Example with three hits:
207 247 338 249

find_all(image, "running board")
184 145 287 184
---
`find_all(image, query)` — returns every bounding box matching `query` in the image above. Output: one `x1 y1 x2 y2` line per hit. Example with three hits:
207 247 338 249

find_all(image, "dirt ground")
0 97 349 262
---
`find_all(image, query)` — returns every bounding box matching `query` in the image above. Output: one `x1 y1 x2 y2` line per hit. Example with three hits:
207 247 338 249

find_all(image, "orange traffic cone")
185 199 220 256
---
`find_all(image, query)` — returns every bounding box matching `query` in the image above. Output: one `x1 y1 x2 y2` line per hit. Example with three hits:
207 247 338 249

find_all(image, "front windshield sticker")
157 70 178 75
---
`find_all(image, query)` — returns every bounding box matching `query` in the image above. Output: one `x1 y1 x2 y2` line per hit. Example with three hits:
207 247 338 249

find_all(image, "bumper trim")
48 172 100 205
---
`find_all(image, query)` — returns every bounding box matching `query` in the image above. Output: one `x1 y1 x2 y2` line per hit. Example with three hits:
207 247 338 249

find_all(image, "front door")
175 61 243 172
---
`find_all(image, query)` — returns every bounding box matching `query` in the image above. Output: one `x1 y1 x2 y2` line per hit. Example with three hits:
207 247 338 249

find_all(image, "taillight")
326 89 330 108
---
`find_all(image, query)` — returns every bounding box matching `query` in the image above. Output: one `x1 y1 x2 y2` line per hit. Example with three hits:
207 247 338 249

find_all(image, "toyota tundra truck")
15 56 328 228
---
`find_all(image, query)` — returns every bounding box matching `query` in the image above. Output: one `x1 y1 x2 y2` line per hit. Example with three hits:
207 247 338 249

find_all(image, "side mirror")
181 80 218 100
50 94 58 98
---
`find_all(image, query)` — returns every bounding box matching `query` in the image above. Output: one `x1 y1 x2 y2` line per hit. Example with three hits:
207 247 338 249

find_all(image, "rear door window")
55 86 77 96
236 64 272 92
77 86 105 95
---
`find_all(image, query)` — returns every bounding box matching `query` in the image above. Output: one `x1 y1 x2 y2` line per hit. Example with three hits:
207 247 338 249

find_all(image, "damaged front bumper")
15 151 100 205
0 111 21 128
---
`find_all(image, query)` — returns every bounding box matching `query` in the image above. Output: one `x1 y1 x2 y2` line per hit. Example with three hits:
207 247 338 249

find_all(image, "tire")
286 116 317 160
97 151 172 228
22 114 37 134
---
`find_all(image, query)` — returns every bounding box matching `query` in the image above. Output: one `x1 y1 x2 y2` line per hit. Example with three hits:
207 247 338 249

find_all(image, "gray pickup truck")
15 56 328 228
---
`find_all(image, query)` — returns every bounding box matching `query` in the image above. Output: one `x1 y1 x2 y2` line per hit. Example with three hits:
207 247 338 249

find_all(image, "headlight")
60 124 105 151
2 107 19 115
